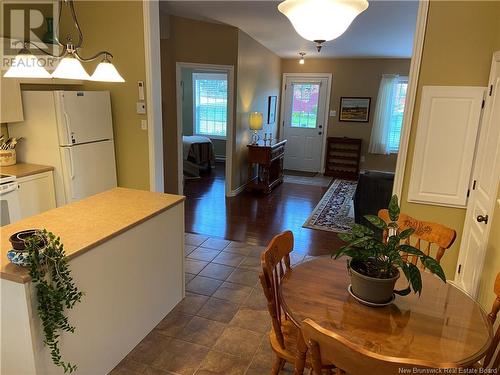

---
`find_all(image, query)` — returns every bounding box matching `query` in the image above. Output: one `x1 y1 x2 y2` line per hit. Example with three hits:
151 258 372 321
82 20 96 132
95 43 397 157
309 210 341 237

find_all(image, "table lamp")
249 112 263 145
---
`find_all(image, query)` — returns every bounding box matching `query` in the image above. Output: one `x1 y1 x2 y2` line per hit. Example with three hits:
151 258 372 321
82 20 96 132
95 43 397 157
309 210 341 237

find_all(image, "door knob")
318 132 323 135
477 215 489 224
319 125 323 129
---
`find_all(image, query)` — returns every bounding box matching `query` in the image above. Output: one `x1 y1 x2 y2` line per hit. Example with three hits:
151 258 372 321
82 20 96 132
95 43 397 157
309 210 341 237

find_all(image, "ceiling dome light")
52 56 90 80
4 48 51 78
278 0 369 51
90 58 125 82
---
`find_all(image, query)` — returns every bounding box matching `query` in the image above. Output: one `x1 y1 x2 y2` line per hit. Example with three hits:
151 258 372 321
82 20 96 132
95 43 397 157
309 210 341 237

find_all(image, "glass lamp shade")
52 56 90 80
278 0 369 42
90 61 125 82
299 57 305 64
249 112 263 130
4 52 51 78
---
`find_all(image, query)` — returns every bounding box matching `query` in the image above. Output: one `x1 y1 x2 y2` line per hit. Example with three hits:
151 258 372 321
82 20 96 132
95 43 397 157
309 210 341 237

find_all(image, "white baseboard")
227 184 246 197
215 156 226 162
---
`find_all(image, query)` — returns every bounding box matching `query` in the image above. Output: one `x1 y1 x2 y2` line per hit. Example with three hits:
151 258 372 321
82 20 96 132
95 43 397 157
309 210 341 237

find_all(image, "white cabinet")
17 171 56 219
408 86 486 208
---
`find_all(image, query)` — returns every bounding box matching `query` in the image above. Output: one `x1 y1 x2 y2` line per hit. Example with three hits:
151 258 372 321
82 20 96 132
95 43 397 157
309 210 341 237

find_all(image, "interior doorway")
175 62 234 196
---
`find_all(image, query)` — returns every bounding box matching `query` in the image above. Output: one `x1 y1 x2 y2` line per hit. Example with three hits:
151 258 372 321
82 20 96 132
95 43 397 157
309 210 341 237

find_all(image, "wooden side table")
246 139 287 194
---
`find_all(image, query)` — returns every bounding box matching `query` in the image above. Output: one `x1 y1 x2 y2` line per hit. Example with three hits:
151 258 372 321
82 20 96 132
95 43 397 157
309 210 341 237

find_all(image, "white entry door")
455 51 500 296
282 76 329 172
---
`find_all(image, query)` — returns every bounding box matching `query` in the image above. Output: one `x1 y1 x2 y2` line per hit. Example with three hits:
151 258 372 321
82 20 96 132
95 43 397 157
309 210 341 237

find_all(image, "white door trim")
143 0 164 192
175 62 235 196
392 0 429 198
279 73 332 173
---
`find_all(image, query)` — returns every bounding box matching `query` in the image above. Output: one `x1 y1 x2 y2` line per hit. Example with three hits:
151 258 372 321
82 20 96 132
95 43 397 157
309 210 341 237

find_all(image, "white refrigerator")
9 91 117 206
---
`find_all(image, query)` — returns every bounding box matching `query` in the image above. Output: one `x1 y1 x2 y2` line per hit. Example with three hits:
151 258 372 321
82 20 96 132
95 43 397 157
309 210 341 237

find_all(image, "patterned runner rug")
303 179 358 233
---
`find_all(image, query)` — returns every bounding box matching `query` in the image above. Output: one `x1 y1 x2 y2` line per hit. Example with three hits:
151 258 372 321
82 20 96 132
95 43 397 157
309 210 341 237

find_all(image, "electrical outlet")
136 101 146 114
141 120 147 130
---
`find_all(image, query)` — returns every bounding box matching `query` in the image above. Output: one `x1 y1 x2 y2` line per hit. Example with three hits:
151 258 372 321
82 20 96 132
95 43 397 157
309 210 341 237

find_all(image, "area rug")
303 179 358 233
283 174 333 187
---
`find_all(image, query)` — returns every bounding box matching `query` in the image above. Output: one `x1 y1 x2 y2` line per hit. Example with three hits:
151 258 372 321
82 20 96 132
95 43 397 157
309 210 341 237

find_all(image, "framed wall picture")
267 95 277 124
339 97 371 122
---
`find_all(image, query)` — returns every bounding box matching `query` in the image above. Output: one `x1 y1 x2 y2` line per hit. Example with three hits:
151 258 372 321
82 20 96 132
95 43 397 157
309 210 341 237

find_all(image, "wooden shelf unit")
324 137 361 180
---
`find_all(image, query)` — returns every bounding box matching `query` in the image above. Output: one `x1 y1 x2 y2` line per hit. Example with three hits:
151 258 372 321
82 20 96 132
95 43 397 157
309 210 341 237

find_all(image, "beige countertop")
1 188 185 284
0 163 54 178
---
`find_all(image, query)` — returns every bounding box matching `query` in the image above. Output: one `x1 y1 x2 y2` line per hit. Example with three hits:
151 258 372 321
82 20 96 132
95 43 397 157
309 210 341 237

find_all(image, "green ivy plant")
332 195 446 295
25 230 83 373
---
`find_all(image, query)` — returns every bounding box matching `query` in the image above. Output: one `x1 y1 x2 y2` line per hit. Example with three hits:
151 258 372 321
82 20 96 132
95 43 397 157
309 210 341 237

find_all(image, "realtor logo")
2 1 57 69
3 1 56 52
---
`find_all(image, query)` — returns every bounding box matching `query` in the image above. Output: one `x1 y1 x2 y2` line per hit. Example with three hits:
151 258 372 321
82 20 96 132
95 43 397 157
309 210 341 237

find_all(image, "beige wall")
401 1 500 281
234 30 282 189
281 58 410 173
68 1 149 190
160 16 239 193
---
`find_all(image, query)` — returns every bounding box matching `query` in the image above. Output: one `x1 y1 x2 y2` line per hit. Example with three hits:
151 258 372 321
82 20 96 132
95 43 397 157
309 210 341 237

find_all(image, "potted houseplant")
333 195 446 305
24 229 83 373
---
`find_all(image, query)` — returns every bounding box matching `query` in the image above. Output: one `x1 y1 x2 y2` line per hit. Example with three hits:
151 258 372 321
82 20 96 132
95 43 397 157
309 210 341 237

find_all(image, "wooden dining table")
279 257 493 372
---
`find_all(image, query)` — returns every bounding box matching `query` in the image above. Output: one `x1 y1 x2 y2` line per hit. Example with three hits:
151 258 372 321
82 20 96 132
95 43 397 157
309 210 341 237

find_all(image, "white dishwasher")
0 174 21 226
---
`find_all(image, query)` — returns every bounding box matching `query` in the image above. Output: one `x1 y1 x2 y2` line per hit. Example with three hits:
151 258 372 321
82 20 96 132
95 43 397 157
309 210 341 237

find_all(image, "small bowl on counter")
7 229 47 267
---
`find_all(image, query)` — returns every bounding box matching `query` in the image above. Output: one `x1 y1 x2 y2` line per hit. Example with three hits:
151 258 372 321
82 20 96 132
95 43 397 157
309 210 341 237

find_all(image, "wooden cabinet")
324 137 362 180
17 171 56 219
0 76 24 123
247 140 286 194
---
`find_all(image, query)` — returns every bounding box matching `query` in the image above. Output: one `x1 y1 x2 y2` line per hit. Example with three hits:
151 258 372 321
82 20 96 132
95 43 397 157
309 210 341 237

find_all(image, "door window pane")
193 73 228 138
291 83 320 128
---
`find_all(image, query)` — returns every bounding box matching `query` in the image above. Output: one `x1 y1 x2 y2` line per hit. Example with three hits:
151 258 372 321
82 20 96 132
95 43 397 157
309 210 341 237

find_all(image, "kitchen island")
1 188 185 374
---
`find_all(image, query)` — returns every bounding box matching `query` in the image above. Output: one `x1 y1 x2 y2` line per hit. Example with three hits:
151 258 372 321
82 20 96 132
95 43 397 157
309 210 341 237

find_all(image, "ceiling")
160 1 419 59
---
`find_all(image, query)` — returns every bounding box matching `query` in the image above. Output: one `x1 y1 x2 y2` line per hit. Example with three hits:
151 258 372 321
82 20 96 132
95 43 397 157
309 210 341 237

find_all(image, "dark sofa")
353 171 395 230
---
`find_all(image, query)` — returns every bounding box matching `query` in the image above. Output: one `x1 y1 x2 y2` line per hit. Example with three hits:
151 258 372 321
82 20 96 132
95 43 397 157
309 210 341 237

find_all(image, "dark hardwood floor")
184 162 343 256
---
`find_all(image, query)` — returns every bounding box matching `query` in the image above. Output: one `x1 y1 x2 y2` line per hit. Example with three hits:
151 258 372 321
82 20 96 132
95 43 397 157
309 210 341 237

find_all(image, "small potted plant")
333 195 446 305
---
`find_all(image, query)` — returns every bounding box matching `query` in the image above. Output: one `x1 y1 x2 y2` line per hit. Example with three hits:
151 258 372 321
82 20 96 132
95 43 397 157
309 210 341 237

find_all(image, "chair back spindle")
259 230 294 349
484 273 500 369
378 209 456 270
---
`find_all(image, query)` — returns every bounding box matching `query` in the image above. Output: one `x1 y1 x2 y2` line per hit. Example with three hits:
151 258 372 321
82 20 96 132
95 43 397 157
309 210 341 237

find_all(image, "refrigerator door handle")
63 112 73 144
66 148 76 180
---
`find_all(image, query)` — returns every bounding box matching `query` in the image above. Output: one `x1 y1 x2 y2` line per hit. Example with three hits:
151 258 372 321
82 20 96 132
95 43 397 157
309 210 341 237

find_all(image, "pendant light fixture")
4 44 52 78
4 0 124 82
278 0 369 52
299 52 306 64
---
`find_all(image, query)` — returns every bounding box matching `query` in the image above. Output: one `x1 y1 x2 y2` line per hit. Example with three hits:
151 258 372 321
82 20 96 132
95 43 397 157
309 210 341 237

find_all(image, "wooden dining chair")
259 231 335 374
301 318 456 375
378 209 456 269
482 272 500 369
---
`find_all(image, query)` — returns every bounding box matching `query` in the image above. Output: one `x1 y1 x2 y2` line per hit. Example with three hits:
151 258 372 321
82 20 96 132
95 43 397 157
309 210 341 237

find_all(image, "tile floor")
110 233 308 375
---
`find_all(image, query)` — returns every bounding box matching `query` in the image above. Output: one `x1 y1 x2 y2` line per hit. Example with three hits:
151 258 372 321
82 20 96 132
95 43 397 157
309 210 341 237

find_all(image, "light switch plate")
329 110 337 117
138 81 145 100
136 101 146 114
141 119 147 130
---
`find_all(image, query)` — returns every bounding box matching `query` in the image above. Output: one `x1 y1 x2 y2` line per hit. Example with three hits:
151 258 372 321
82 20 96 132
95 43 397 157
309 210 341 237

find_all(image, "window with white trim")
193 72 228 138
387 77 408 153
